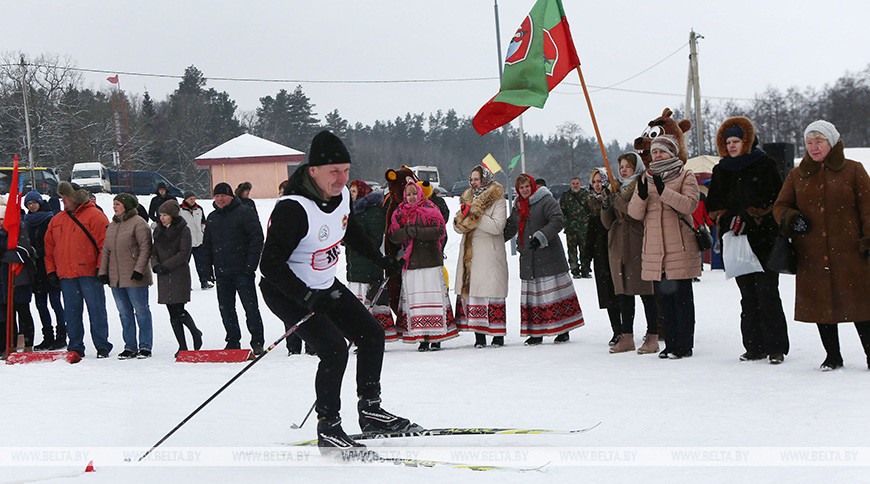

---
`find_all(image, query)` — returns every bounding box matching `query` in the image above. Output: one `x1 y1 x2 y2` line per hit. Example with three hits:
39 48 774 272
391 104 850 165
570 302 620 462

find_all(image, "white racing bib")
281 186 350 290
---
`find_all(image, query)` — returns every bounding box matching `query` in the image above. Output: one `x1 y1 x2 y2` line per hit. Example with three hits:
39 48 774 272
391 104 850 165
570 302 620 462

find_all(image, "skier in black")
259 131 415 452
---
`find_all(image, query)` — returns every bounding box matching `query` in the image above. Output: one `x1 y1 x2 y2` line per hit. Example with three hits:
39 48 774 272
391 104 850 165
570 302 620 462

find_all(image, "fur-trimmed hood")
716 116 756 157
528 186 551 206
459 180 504 206
352 189 384 214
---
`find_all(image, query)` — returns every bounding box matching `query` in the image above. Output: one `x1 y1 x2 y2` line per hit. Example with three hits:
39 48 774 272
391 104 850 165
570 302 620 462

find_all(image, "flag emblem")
505 16 532 65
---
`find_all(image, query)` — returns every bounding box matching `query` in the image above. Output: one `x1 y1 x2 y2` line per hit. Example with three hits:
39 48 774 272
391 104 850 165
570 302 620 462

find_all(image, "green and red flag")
473 0 580 136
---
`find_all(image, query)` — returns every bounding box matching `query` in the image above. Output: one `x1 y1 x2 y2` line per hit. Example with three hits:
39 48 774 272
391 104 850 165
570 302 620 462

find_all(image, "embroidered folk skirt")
520 272 584 336
455 296 507 336
348 281 397 342
397 267 458 344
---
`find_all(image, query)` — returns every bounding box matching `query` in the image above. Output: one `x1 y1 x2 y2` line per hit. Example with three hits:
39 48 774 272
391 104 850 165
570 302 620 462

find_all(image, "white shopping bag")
722 232 764 279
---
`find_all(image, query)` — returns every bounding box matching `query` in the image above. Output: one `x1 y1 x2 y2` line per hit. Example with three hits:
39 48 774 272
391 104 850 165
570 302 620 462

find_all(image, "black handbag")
672 207 713 251
766 234 797 275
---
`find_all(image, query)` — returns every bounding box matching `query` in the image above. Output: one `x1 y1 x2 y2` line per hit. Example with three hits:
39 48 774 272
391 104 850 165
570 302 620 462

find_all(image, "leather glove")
529 237 541 249
730 216 745 235
131 271 144 281
47 272 60 288
791 214 810 235
153 265 170 275
98 274 110 285
637 177 649 200
378 254 405 277
302 288 341 313
652 174 665 195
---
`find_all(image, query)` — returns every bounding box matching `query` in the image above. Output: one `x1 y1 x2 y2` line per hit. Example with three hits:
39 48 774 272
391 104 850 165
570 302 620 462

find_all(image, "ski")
339 449 547 472
288 423 600 446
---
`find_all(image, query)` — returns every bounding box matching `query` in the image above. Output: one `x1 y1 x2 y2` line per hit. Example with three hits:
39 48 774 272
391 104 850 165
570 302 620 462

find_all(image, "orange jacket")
44 201 109 279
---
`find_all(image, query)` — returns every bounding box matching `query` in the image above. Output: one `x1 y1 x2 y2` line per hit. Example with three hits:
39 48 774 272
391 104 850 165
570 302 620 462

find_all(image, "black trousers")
735 269 789 355
618 294 658 335
653 277 695 353
215 272 264 347
817 322 870 361
260 278 385 421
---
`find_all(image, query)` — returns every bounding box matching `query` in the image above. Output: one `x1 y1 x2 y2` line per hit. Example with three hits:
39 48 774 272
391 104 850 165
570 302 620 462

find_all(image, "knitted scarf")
471 165 494 199
388 182 445 266
514 174 539 249
646 155 684 183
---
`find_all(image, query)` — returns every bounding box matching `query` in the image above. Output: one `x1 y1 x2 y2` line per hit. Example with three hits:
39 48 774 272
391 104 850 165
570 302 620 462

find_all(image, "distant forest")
1 53 868 195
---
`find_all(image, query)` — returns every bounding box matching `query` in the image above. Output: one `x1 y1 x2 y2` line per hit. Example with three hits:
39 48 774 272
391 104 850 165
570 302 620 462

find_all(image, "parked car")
450 181 470 197
549 183 571 200
0 167 60 196
108 170 183 197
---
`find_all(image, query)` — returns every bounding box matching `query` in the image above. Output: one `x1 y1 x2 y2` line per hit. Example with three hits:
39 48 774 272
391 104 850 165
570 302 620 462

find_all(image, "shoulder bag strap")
66 211 100 252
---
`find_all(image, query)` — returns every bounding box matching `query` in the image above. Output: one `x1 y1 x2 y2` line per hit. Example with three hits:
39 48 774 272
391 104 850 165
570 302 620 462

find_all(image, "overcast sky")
5 0 870 153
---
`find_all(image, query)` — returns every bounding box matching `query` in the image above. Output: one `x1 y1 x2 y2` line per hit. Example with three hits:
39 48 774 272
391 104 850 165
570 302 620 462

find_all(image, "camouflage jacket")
559 187 590 236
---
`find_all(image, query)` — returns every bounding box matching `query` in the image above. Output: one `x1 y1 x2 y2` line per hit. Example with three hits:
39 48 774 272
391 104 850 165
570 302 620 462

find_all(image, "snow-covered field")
4 193 868 484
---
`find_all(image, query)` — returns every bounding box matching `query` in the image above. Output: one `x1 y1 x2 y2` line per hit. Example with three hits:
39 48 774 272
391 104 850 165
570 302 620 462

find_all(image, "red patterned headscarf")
349 180 372 199
514 174 538 249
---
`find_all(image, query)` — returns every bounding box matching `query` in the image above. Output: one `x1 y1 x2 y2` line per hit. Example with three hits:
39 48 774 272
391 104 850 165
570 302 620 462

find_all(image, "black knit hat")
724 125 744 140
213 182 233 197
308 131 351 166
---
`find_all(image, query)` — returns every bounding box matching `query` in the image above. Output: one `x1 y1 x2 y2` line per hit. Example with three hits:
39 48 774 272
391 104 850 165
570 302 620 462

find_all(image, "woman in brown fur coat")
453 165 508 348
773 120 870 371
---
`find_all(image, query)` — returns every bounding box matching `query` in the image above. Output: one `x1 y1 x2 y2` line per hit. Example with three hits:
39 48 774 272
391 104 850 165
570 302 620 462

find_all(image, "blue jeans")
215 272 263 347
111 286 153 352
60 276 112 355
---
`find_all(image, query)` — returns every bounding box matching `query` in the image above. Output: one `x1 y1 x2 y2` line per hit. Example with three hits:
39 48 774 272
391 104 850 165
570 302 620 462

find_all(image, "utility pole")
685 29 705 155
19 56 35 183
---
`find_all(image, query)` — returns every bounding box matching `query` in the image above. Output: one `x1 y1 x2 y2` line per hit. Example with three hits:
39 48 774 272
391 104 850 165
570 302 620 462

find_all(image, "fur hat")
651 135 680 158
309 131 351 166
159 199 180 218
213 182 233 197
114 193 138 212
716 116 756 157
804 120 840 147
57 181 90 206
235 181 252 197
24 189 43 206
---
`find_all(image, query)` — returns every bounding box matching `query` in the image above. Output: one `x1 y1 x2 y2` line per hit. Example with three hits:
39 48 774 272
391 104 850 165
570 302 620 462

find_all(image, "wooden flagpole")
5 266 13 357
574 66 614 185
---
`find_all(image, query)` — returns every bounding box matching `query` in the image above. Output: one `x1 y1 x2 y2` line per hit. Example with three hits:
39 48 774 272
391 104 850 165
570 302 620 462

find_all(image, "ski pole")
289 278 391 429
137 311 315 462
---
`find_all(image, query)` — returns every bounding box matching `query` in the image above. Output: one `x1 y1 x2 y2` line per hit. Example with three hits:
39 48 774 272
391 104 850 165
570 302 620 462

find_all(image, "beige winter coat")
627 169 702 281
453 182 508 299
99 209 153 288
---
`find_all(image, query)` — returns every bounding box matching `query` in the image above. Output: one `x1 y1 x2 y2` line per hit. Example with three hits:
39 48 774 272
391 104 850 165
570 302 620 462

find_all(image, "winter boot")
554 332 570 343
358 398 422 434
491 336 504 347
429 342 441 351
170 321 188 355
34 327 54 351
417 342 430 352
474 333 487 348
739 351 767 361
820 355 843 371
524 336 543 346
609 333 635 353
49 327 67 350
608 333 620 347
769 353 785 365
317 417 365 455
636 334 659 354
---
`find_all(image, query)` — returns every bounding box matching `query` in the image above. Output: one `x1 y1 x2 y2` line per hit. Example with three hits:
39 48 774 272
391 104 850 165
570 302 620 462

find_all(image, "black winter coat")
347 191 386 284
148 193 177 222
202 197 263 276
25 205 54 293
706 150 783 265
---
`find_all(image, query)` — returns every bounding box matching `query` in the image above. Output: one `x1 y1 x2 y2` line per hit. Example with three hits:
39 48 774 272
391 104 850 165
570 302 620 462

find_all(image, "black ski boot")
358 398 423 434
317 417 366 457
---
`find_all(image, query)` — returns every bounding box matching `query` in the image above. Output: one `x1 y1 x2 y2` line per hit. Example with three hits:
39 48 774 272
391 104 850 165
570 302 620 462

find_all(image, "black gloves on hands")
98 274 110 285
378 254 405 277
791 214 811 235
131 271 144 281
47 272 60 288
153 264 170 275
303 288 341 313
637 177 649 200
652 174 665 195
529 237 542 249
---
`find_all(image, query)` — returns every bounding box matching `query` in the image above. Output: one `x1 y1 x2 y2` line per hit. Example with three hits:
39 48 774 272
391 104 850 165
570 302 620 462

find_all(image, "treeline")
1 52 867 196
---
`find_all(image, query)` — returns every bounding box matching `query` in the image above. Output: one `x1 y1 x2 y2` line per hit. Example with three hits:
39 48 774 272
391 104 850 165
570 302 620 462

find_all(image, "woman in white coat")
453 165 509 347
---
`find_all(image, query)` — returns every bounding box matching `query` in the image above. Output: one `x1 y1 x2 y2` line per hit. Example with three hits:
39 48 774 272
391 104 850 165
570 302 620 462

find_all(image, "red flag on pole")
107 75 119 84
4 155 21 275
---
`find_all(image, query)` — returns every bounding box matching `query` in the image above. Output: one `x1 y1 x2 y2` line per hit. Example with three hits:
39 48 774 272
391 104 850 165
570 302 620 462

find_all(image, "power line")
588 41 690 93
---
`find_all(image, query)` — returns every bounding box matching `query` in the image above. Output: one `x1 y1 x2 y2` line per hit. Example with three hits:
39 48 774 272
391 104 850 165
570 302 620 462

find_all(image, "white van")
71 162 111 193
408 165 440 189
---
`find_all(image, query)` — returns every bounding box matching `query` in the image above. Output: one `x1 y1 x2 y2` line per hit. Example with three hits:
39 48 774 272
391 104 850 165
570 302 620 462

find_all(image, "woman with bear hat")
628 134 701 359
706 116 789 365
773 120 870 371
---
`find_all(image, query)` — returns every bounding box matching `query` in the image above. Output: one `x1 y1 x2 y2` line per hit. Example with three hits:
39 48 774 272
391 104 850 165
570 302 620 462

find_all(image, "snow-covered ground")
4 193 869 484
